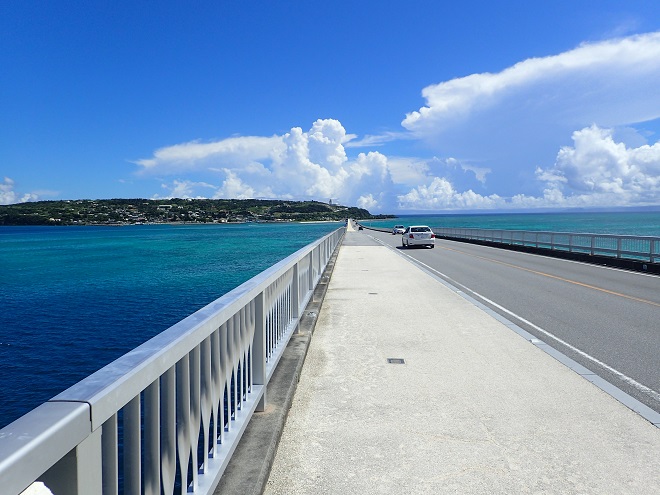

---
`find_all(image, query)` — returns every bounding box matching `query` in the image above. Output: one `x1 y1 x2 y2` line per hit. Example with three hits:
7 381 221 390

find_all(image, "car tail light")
431 234 435 238
409 234 414 238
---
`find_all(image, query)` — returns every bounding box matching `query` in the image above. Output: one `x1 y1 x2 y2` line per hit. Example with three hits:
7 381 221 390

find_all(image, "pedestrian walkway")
265 224 660 494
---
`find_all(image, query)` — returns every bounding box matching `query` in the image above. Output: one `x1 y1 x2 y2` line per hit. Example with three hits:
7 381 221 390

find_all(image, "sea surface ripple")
0 222 340 428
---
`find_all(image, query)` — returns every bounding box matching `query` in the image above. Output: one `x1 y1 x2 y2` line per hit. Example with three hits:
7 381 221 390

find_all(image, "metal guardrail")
433 228 660 263
0 227 345 495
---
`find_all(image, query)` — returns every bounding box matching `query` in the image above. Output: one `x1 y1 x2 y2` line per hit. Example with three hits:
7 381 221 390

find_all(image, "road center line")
437 245 660 308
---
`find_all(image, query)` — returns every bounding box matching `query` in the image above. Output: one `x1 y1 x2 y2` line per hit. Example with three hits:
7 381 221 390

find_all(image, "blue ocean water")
0 222 341 429
364 211 660 236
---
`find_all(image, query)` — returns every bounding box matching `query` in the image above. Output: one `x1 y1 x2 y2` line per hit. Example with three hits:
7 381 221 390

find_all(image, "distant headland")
0 198 396 226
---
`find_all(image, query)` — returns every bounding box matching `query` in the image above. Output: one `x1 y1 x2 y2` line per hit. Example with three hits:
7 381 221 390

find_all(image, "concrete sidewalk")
264 227 660 494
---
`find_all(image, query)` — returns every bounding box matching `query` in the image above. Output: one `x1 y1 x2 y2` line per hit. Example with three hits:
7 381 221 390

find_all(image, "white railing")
434 228 660 263
0 227 344 495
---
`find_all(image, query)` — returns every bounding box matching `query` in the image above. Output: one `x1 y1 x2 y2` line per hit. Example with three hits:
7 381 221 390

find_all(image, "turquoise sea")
1 211 659 429
0 222 341 429
363 211 660 236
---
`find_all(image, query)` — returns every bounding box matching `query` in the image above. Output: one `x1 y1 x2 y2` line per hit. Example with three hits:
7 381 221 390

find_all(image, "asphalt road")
361 228 660 415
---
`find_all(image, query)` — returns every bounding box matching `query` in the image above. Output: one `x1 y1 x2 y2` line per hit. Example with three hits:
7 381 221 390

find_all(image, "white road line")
370 235 660 405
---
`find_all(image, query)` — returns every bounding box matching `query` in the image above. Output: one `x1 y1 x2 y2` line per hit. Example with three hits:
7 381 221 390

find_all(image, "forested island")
0 198 395 226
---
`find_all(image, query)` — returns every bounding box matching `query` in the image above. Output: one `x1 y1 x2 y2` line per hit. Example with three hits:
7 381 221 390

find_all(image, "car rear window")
411 227 431 232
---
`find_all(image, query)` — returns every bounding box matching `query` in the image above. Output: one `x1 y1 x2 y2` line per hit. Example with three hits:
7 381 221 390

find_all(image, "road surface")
362 227 660 415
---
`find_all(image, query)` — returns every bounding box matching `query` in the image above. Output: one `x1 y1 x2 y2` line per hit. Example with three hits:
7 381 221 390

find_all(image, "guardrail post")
40 428 103 495
160 367 176 494
102 415 118 495
144 381 160 495
652 240 657 263
124 395 141 494
617 237 622 258
292 263 300 333
590 235 595 256
253 291 267 411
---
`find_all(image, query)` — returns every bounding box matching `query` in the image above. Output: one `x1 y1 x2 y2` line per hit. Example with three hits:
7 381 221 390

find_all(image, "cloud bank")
133 32 660 212
403 32 660 136
398 32 660 203
140 119 397 210
400 125 660 210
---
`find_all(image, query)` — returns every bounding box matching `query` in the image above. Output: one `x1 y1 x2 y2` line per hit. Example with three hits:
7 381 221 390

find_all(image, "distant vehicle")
401 225 435 248
392 225 405 235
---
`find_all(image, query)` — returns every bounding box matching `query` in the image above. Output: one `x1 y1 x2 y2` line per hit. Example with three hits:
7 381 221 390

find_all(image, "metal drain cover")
387 358 405 364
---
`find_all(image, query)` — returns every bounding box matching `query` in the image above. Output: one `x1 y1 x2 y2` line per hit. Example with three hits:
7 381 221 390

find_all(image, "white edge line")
368 234 660 426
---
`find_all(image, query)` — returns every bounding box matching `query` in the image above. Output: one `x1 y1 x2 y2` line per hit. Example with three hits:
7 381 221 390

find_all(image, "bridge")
266 222 660 494
2 222 659 494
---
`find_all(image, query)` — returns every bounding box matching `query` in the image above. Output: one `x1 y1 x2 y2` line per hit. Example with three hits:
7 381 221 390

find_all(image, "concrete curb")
213 241 341 494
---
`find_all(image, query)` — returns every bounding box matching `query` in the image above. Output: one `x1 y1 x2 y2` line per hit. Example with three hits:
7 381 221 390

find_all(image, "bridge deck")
263 223 660 494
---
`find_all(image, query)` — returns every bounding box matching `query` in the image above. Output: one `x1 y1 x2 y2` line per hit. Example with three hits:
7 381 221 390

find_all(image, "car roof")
408 225 431 228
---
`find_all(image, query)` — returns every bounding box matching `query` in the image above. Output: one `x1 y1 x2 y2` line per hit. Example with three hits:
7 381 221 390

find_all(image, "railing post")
651 239 656 263
254 291 267 411
40 428 103 495
175 355 191 492
292 263 300 333
617 237 622 258
160 367 176 495
144 381 160 495
189 345 201 492
590 235 595 256
124 395 141 494
102 415 118 495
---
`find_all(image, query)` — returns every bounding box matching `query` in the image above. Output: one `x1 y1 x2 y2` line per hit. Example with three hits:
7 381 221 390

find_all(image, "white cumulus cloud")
397 126 660 210
357 193 379 210
530 125 660 206
398 177 505 210
156 179 216 199
135 136 283 174
135 119 397 210
403 32 660 135
398 31 660 204
0 177 39 205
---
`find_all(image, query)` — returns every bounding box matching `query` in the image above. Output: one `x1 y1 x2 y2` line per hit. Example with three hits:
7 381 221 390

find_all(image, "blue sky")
2 1 660 213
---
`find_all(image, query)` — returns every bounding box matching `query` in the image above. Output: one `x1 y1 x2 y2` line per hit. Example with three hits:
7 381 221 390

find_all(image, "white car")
392 224 405 235
401 225 435 248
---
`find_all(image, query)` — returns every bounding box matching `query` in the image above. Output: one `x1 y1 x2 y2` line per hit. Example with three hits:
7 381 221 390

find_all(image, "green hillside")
0 198 394 226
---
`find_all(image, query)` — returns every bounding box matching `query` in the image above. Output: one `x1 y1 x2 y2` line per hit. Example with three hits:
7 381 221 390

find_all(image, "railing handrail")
433 227 659 263
435 227 659 241
1 226 345 495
